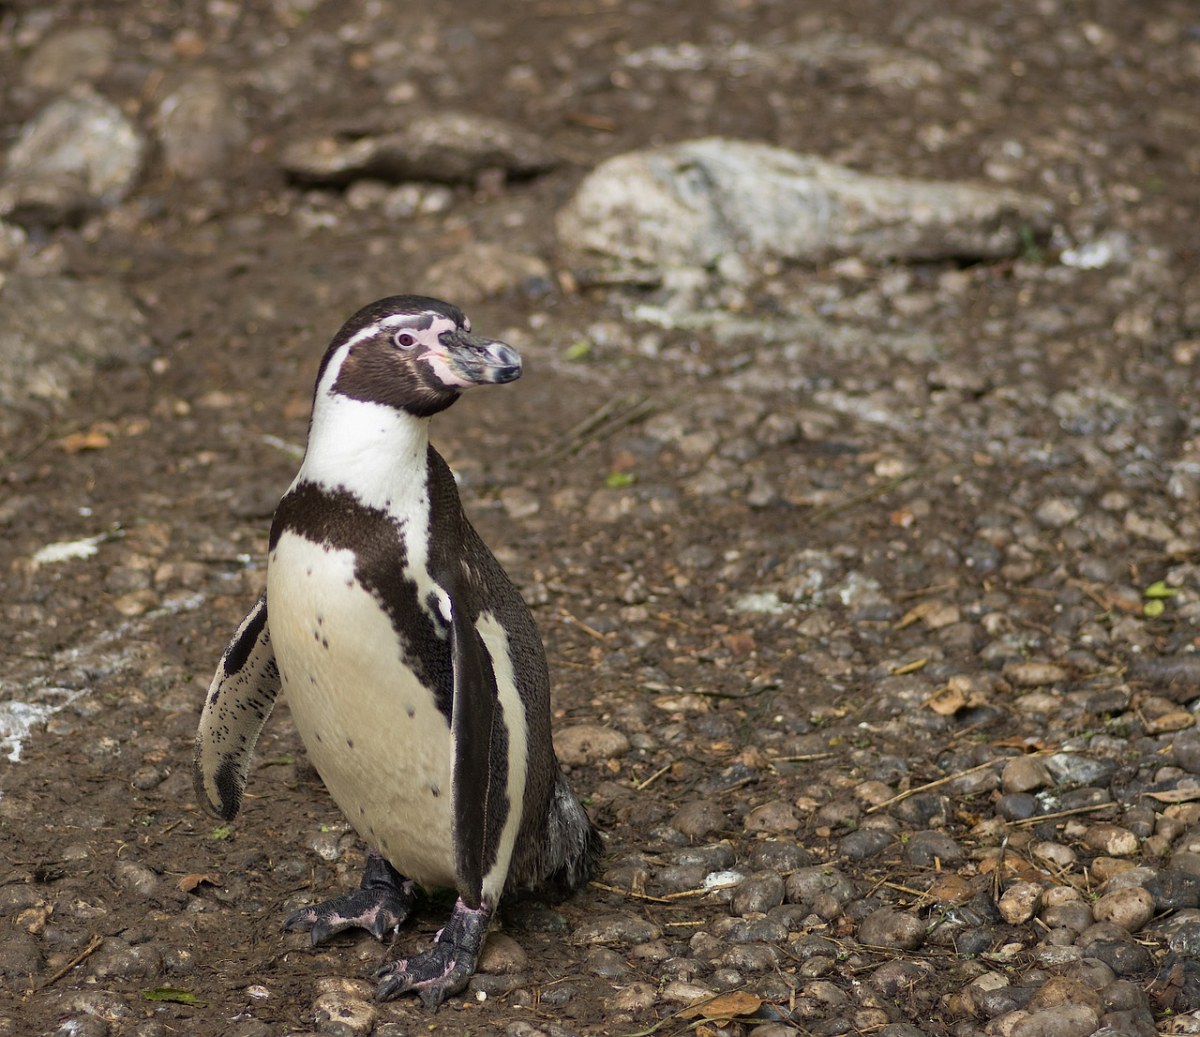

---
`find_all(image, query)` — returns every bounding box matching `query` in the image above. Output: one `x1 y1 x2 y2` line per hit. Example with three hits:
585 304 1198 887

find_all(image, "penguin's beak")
432 329 523 387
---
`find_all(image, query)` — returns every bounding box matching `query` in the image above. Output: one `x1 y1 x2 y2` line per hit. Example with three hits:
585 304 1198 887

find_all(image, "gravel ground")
1 2 1200 1036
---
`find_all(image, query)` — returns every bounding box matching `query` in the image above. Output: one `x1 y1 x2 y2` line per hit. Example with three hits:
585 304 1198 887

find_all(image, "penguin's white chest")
267 531 456 889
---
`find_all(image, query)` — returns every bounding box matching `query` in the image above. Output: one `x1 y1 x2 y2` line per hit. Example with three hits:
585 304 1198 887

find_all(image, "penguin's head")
318 295 522 418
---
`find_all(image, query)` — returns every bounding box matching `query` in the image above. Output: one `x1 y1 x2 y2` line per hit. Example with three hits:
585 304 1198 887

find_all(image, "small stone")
857 907 925 950
572 912 662 946
998 882 1044 924
554 724 630 766
1002 756 1054 793
1004 661 1069 687
1027 976 1103 1014
1034 499 1080 528
1091 887 1155 932
786 866 857 907
660 979 714 1003
1009 1004 1100 1037
584 946 630 977
903 830 964 867
1083 824 1140 857
730 872 786 916
670 800 728 839
612 981 658 1012
312 992 377 1036
840 828 893 860
1031 841 1077 869
479 932 528 974
114 860 159 896
743 799 799 834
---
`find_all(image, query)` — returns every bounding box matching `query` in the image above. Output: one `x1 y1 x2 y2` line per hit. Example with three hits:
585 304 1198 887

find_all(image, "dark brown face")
321 297 522 418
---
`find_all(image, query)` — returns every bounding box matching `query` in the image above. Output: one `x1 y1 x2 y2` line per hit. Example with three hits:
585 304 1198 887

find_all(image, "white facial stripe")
342 313 461 350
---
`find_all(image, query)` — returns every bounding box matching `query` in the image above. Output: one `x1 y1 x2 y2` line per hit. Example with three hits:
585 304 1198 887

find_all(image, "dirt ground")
2 1 1200 1035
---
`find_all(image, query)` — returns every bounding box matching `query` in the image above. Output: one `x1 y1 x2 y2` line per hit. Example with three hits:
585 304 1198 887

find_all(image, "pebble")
670 800 728 838
743 800 799 834
998 882 1043 924
554 724 630 766
311 991 376 1036
572 913 662 946
857 907 925 950
478 932 528 974
1008 1004 1099 1037
730 872 786 915
1002 756 1054 793
1003 661 1069 687
1083 824 1140 857
1091 886 1155 932
902 830 964 867
612 981 658 1011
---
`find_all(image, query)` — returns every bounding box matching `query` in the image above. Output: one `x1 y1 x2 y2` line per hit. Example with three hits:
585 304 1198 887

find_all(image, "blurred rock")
2 87 144 226
0 274 150 435
23 27 117 92
282 111 556 186
557 138 1052 285
156 68 249 179
423 243 550 303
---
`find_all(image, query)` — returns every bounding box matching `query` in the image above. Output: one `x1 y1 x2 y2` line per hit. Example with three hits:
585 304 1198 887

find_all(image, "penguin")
193 295 601 1007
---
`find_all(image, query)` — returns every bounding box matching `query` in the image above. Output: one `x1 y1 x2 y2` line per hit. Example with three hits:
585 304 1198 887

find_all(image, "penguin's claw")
375 897 491 1007
283 852 415 945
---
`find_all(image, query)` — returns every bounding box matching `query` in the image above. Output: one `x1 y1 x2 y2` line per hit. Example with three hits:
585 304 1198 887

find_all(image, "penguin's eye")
393 331 418 350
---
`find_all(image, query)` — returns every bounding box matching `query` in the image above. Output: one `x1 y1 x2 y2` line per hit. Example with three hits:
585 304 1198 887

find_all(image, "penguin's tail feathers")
538 770 603 893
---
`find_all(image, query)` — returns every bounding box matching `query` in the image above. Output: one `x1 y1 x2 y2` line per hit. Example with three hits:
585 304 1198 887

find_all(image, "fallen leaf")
926 683 967 716
57 429 112 453
680 990 763 1021
177 872 222 893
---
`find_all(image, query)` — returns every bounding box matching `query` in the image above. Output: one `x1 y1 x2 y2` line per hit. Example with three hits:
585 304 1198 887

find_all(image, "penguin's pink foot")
375 897 491 1008
284 851 414 944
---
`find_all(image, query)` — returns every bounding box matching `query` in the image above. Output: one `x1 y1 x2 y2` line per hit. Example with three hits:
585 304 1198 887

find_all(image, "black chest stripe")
269 478 453 721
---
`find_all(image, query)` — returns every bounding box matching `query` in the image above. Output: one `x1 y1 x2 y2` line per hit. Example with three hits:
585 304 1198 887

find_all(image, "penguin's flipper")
193 593 281 820
448 598 503 904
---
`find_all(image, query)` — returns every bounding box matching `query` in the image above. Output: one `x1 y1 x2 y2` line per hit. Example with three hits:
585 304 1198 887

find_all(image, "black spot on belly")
314 731 322 743
431 785 440 798
346 738 354 749
321 637 329 649
406 706 415 718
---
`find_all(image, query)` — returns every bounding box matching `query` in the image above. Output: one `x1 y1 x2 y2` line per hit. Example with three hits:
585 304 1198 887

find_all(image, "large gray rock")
556 138 1053 285
0 275 150 436
281 111 556 186
1 88 145 226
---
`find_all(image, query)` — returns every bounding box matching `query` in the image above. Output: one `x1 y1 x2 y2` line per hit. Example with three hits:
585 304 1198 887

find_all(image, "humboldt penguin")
194 295 601 1007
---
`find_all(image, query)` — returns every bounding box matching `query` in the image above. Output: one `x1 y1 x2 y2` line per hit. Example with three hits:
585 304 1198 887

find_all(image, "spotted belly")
267 532 457 890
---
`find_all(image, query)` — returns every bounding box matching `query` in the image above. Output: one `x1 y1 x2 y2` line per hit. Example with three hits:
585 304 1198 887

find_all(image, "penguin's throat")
298 393 431 513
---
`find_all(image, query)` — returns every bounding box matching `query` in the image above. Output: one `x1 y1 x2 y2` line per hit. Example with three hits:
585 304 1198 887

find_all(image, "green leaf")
1144 599 1166 618
1144 580 1179 600
565 340 592 361
144 987 203 1005
209 825 232 841
605 471 635 489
